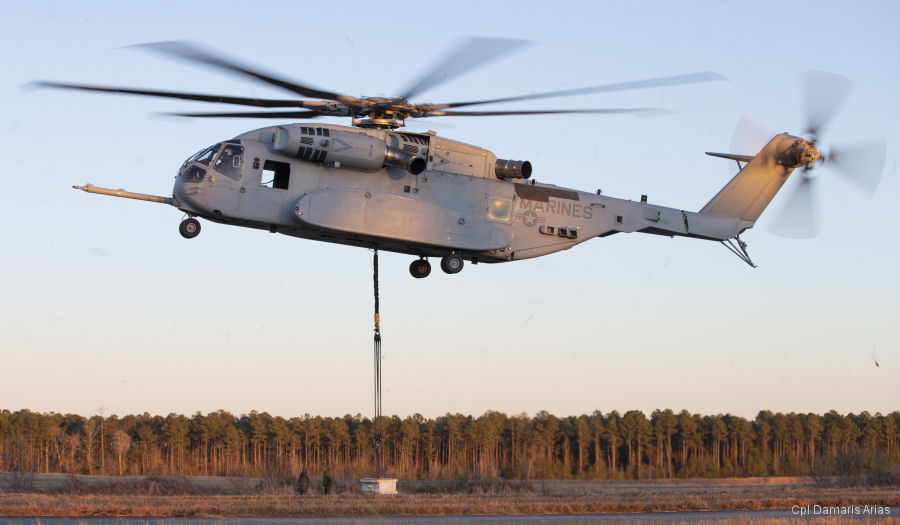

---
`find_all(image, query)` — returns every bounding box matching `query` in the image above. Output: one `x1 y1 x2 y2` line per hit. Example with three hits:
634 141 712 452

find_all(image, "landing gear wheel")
179 218 201 239
409 258 431 279
440 254 464 274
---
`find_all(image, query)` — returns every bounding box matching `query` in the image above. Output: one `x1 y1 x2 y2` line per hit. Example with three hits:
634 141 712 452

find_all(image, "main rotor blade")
31 81 312 108
828 138 887 195
432 72 726 110
803 71 853 139
769 176 819 239
398 37 530 100
136 41 360 105
425 108 669 117
163 110 324 119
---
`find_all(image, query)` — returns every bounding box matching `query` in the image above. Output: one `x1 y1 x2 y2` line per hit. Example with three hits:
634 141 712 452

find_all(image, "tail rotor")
736 72 886 238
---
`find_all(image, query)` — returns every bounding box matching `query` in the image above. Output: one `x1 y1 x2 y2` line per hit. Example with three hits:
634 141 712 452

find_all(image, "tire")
179 218 201 239
409 259 431 279
440 254 464 274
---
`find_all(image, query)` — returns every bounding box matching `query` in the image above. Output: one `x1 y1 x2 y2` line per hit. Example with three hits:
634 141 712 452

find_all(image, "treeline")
1 409 897 480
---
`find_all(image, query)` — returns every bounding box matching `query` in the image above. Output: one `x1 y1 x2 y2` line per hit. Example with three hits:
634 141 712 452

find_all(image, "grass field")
0 473 897 518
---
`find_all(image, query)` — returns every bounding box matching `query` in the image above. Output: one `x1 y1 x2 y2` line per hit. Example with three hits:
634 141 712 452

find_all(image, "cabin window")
261 159 290 190
213 145 243 180
488 198 511 221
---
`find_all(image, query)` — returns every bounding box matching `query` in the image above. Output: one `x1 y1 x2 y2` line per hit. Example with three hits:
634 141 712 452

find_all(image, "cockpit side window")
214 145 243 180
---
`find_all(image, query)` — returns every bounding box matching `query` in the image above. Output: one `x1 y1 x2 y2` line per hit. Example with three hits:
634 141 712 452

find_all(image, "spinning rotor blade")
803 71 853 138
398 37 530 100
136 41 360 105
730 111 774 157
827 139 887 195
31 81 311 108
434 71 726 110
426 107 668 117
769 176 819 239
164 110 324 119
766 73 885 239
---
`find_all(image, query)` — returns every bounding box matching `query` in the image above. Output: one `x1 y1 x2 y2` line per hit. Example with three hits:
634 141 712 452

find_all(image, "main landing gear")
409 254 464 278
179 217 201 239
440 254 464 274
409 258 431 279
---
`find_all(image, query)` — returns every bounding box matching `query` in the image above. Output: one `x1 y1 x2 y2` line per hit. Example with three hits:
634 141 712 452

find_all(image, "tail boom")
592 134 819 244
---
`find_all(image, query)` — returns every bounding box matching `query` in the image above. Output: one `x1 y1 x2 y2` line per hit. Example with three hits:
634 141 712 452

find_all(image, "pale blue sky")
1 0 897 420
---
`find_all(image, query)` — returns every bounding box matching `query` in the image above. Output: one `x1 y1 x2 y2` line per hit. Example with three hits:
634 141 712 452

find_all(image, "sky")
1 0 897 422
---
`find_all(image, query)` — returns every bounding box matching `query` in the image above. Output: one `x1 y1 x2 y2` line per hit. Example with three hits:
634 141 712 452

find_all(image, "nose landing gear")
179 217 201 239
409 258 431 279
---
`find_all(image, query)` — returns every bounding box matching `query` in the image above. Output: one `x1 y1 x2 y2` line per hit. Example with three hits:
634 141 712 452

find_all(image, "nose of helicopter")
172 155 210 209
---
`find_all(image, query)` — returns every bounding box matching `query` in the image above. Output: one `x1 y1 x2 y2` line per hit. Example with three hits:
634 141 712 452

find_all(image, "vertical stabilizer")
700 133 818 226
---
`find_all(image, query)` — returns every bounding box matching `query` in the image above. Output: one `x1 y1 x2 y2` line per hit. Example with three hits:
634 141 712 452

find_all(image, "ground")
0 473 897 519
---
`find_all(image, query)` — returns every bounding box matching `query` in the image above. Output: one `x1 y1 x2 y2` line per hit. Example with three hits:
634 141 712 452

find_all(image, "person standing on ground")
322 469 333 495
296 468 310 495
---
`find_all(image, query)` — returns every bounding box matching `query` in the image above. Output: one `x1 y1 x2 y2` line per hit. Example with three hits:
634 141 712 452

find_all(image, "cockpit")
179 140 244 183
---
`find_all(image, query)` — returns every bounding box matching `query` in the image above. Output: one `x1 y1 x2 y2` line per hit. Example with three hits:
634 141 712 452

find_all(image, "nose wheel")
440 254 464 274
409 258 431 279
179 218 201 239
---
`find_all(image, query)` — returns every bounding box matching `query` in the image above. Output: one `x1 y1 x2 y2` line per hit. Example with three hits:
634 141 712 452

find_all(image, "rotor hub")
777 137 821 169
801 141 821 168
352 116 406 129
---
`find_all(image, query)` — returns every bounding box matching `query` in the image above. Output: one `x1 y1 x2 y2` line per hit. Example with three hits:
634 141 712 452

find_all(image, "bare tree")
83 417 98 475
64 433 80 474
112 430 131 476
98 408 106 474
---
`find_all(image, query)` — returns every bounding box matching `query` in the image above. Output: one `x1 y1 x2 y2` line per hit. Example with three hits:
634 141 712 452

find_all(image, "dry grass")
7 517 898 525
672 516 900 525
0 475 898 517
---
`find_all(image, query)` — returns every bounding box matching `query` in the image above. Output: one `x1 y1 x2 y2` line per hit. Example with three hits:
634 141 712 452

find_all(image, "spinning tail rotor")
731 72 886 239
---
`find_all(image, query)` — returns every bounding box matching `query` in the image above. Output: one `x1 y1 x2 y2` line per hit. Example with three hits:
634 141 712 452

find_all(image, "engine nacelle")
273 126 426 175
495 159 532 180
384 147 426 175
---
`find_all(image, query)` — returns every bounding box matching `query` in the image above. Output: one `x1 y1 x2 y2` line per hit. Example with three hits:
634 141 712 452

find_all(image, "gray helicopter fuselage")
172 122 750 264
54 41 861 272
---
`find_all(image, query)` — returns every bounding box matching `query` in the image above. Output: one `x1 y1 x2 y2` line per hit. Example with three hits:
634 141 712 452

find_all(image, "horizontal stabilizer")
705 151 755 163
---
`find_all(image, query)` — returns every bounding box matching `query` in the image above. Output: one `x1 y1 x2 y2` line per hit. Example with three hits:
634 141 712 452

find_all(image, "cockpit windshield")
191 143 221 166
183 164 207 183
180 141 243 183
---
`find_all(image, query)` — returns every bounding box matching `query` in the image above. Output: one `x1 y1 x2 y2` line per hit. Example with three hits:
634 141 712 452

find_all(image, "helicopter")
35 40 885 277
